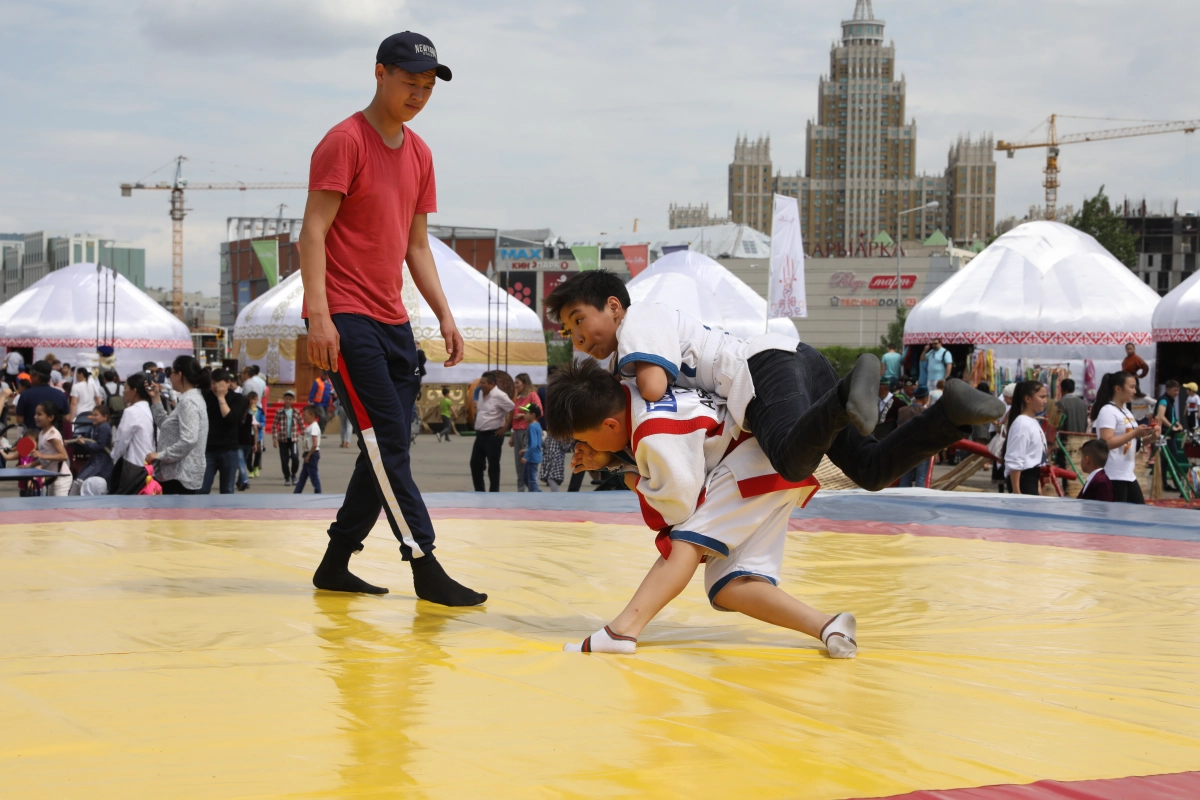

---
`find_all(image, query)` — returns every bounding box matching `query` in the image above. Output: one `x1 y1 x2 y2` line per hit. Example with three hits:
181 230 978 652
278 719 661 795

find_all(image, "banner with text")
251 239 280 287
570 245 600 271
620 244 650 278
769 194 807 319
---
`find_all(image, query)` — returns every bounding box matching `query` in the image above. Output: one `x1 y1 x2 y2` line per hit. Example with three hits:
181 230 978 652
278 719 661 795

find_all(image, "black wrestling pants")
745 343 966 491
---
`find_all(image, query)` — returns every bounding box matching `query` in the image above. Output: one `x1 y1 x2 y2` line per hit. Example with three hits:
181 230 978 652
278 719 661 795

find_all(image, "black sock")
411 555 487 607
312 541 388 594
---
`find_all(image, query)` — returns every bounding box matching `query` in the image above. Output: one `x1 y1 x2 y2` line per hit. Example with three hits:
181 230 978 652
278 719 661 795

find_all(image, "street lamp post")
896 201 939 309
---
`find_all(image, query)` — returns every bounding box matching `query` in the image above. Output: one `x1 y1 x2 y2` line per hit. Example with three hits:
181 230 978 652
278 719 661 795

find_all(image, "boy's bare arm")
634 362 669 402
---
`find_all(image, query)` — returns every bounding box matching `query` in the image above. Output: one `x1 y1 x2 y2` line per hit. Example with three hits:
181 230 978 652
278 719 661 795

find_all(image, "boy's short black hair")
1060 378 1075 394
302 404 318 417
544 269 631 321
1080 438 1109 463
520 403 542 419
545 358 626 440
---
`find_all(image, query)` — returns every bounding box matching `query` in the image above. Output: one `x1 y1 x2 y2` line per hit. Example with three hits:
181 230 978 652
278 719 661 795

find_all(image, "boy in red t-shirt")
300 32 484 606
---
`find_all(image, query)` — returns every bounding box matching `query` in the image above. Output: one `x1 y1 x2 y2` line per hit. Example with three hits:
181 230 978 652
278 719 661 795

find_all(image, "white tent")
627 250 800 340
232 270 305 383
904 221 1160 390
233 234 547 384
1152 269 1200 343
0 263 192 379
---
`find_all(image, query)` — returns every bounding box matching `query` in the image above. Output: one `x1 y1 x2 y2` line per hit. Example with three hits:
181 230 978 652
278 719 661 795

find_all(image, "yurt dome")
1152 269 1200 343
904 221 1160 387
0 263 192 379
411 237 546 383
627 250 800 340
233 270 305 382
234 234 547 384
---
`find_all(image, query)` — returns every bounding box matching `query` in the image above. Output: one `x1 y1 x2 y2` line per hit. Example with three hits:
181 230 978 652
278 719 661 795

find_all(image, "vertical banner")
251 239 280 287
620 244 649 278
769 194 807 319
661 244 689 256
542 271 572 331
570 245 600 271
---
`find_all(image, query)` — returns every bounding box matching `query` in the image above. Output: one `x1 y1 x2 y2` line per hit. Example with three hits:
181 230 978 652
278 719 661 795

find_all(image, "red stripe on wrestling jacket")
737 473 821 502
631 416 720 454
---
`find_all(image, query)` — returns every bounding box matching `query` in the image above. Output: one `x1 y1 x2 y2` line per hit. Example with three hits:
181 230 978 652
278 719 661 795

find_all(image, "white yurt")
233 234 547 384
232 270 305 382
1152 269 1200 344
1152 268 1200 386
904 221 1160 393
0 263 193 379
627 250 800 341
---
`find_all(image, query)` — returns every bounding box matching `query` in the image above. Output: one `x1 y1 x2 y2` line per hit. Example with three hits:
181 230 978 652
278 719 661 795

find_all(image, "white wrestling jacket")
621 380 819 535
615 302 799 431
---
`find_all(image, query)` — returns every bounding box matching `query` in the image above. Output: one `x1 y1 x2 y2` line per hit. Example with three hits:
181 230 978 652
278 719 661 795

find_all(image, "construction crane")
997 115 1199 222
121 156 305 319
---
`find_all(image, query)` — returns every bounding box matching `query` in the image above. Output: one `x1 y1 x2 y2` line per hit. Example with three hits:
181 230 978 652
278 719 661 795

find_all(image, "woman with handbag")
144 356 210 496
108 373 156 495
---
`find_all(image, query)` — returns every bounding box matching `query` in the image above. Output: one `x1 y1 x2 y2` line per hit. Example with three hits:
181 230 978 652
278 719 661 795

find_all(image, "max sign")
829 271 916 294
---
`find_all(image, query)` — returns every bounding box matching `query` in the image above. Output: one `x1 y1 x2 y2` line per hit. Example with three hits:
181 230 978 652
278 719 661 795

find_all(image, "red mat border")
866 769 1200 799
3 506 1197 559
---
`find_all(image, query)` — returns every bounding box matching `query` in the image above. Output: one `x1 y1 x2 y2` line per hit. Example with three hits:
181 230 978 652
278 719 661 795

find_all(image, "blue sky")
1 0 1197 295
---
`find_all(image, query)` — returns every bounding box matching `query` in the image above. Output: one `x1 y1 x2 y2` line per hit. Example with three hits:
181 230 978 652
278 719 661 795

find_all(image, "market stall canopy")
0 262 192 378
1152 269 1200 343
904 221 1160 388
627 250 800 340
234 235 546 385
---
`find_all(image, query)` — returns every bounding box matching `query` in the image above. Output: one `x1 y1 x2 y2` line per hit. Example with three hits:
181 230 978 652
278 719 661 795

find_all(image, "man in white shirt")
4 349 24 389
240 366 267 402
69 367 103 436
470 371 515 492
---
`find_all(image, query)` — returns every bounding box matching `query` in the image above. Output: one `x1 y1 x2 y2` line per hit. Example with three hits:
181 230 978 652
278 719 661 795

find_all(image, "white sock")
563 625 637 654
820 612 857 659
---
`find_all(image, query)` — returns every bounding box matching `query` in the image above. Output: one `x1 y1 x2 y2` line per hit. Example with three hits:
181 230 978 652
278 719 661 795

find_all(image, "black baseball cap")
30 360 52 379
376 32 452 81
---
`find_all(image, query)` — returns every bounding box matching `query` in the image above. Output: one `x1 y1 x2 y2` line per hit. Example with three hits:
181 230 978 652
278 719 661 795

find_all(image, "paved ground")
2 426 1002 498
0 432 565 498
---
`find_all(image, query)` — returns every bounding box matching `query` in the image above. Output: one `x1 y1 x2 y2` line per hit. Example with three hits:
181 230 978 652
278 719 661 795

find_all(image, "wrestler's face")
573 416 629 454
559 300 622 360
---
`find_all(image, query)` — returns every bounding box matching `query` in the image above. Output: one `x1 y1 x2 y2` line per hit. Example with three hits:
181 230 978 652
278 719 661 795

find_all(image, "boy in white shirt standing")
294 405 323 494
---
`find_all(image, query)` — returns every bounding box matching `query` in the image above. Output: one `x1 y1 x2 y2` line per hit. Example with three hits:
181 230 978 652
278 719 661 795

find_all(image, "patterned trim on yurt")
0 337 194 348
1152 327 1200 343
902 331 1155 346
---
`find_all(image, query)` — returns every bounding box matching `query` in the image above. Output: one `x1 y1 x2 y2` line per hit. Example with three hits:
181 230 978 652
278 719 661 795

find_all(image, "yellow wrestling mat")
1 516 1199 798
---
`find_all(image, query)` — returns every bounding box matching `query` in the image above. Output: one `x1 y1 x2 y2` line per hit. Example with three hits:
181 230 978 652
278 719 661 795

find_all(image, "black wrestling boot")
411 555 487 607
312 540 388 595
840 353 882 435
939 378 1007 427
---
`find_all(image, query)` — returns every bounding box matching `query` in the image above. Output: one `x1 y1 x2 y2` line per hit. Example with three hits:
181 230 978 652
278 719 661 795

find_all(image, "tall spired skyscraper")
726 0 995 251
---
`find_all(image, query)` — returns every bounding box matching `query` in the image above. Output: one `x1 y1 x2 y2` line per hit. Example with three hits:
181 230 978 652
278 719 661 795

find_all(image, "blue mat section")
3 490 1197 544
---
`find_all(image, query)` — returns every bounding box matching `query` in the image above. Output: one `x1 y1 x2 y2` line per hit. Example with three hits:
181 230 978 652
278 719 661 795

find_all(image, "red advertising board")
542 271 571 331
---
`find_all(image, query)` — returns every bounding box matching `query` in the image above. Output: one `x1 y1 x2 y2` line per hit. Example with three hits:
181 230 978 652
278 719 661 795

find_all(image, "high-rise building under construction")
726 1 995 250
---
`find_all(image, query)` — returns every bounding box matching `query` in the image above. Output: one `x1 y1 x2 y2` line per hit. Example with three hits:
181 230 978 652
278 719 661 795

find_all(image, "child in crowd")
518 402 543 493
1077 439 1113 502
3 428 44 496
294 405 322 494
273 390 302 486
546 271 1004 490
436 386 456 442
1184 382 1199 430
546 359 857 659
